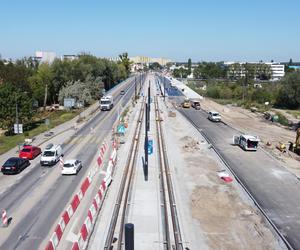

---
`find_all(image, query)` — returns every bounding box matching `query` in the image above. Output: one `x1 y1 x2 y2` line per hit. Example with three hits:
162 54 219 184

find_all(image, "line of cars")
1 143 83 175
180 98 260 151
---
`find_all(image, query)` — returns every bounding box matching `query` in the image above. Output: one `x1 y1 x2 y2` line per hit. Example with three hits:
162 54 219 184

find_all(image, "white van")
40 143 63 166
233 134 259 151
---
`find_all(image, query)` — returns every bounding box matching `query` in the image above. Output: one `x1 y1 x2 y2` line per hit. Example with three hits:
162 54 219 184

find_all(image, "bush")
206 85 221 98
276 112 289 126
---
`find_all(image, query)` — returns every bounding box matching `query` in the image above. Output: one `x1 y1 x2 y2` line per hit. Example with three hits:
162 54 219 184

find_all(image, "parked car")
208 111 221 122
1 157 30 174
61 159 82 175
120 90 125 95
19 145 41 160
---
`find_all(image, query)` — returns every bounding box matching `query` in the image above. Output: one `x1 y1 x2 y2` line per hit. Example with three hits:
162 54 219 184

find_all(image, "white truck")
40 143 63 166
233 134 260 151
100 95 114 111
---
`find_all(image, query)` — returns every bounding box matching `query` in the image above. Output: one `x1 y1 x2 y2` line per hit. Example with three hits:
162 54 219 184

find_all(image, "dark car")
120 90 125 95
1 157 30 174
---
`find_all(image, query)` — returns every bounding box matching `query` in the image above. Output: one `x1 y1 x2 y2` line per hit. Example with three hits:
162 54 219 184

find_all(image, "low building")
225 61 285 81
35 51 56 64
130 56 171 66
61 55 78 61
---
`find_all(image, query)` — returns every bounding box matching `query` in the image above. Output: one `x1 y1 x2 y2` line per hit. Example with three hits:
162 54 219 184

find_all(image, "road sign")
14 124 23 134
148 139 153 155
117 124 125 134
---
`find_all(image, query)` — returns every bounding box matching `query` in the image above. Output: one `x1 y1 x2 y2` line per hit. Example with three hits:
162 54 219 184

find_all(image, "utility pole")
16 102 19 134
134 76 137 101
163 77 166 101
144 103 148 181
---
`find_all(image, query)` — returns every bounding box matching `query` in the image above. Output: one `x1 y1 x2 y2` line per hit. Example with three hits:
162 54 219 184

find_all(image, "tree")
173 67 189 78
0 83 33 131
187 58 192 75
256 63 272 80
119 52 131 75
28 63 54 110
149 62 162 70
275 72 300 109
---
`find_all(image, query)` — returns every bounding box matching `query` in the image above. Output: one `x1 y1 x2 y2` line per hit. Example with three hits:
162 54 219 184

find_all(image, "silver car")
208 111 221 122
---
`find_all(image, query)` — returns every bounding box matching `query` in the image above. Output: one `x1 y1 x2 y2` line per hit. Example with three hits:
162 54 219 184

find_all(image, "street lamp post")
16 102 19 134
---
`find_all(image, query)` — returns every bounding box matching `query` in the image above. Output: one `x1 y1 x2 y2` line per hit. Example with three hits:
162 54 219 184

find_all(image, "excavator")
289 122 300 155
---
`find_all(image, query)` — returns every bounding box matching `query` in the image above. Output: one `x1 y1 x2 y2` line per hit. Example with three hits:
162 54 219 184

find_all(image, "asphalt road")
0 76 140 250
158 74 300 249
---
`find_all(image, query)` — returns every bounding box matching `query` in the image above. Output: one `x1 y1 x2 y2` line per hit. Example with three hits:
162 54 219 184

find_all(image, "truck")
233 134 260 151
100 95 114 111
190 99 201 110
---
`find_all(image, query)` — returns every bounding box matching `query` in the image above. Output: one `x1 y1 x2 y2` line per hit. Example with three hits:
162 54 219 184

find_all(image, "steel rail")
155 96 184 250
104 97 146 249
154 97 171 249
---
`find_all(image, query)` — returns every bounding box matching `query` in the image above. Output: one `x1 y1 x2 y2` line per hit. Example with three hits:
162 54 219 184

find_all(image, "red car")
19 145 41 160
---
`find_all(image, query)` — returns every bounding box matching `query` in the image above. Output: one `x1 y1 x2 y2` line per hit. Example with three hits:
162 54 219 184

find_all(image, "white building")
224 61 285 80
35 51 56 64
265 63 285 80
61 55 78 61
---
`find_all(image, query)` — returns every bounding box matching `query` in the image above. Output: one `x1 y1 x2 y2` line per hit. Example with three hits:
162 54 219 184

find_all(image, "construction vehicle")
182 98 191 108
289 122 300 155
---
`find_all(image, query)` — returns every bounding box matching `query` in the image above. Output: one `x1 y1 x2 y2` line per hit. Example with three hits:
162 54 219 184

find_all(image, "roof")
64 159 77 164
209 111 220 114
241 134 259 141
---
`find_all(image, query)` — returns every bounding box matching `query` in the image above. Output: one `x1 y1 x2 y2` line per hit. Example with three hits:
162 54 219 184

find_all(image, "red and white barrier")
45 139 110 250
72 180 108 250
2 210 8 227
97 141 108 168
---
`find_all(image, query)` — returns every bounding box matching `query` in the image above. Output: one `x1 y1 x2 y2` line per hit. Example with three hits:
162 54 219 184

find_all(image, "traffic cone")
2 210 8 227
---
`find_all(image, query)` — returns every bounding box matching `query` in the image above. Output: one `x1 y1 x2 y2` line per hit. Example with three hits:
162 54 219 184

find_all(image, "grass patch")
286 110 300 119
0 110 81 154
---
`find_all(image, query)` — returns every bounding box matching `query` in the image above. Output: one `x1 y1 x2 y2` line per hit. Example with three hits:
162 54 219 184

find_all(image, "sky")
0 0 299 62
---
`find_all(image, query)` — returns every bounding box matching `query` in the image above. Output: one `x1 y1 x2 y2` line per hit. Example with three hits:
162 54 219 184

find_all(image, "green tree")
187 58 192 75
0 83 33 131
275 72 300 109
29 63 54 110
149 62 162 70
119 52 131 75
173 68 189 78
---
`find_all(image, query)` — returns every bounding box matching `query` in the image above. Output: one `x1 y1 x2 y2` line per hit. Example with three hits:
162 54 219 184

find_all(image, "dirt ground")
201 98 300 177
164 107 284 249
